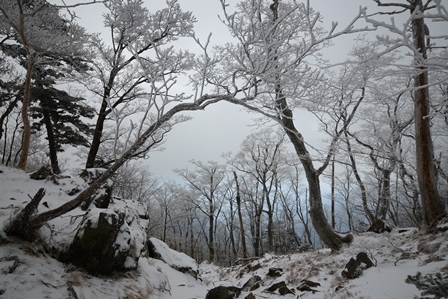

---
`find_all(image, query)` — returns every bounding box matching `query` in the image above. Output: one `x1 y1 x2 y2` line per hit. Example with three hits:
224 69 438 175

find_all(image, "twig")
40 279 65 288
0 256 20 274
67 281 79 299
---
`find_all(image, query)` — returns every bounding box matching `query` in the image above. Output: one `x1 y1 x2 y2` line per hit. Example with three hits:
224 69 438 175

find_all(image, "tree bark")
17 54 35 170
331 156 336 229
85 100 108 168
6 188 46 239
344 131 375 224
42 103 61 174
411 0 446 226
276 93 352 251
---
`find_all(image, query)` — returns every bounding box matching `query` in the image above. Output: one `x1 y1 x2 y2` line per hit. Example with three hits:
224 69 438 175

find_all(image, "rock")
367 219 392 233
147 237 199 279
297 284 317 293
61 211 127 274
298 279 320 292
242 275 262 291
341 251 374 279
356 252 374 268
80 168 112 210
264 281 294 295
60 207 144 275
267 267 283 277
244 293 256 299
341 258 359 279
205 286 241 299
66 187 81 196
29 166 52 180
301 279 320 288
247 263 262 272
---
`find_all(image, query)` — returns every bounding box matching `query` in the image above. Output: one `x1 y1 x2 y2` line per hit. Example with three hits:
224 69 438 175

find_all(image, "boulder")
61 211 129 274
30 165 52 180
264 281 294 295
60 201 147 275
242 275 262 291
341 252 374 279
267 267 283 278
244 293 256 299
356 252 374 268
367 219 392 233
297 279 320 293
301 279 321 288
147 237 199 279
205 286 241 299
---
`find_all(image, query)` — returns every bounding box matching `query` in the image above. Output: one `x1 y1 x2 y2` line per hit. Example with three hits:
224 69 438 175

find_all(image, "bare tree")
212 0 369 250
368 0 447 227
0 0 92 170
82 0 195 168
176 160 226 262
227 129 285 252
233 171 248 259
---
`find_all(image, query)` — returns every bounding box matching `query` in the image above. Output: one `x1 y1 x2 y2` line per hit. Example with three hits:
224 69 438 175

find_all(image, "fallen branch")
4 188 46 240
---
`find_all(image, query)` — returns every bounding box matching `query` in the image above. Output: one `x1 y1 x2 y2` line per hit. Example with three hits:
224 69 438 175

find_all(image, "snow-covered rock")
147 237 199 279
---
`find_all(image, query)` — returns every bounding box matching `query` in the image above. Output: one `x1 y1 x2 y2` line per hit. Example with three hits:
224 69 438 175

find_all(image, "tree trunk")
331 156 336 229
42 103 61 174
411 1 446 226
253 212 262 256
17 54 35 170
377 170 392 220
228 195 237 260
208 174 215 262
189 216 195 258
0 97 20 143
276 93 352 251
85 101 108 168
263 185 274 252
268 0 351 251
6 188 46 239
344 131 375 224
208 203 215 262
233 171 248 258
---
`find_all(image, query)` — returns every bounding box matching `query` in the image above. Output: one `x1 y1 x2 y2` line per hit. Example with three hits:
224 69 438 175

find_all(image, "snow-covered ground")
0 165 447 298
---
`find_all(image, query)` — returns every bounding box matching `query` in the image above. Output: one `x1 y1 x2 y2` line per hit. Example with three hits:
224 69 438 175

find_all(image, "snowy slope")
0 165 447 299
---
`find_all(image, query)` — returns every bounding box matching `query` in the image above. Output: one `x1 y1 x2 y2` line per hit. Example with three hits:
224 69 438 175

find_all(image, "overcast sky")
71 0 445 182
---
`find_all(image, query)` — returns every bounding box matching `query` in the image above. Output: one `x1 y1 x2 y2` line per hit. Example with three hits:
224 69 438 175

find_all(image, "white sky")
70 0 446 181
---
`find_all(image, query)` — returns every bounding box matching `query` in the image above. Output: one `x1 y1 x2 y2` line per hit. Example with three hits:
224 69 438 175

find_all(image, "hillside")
0 165 447 299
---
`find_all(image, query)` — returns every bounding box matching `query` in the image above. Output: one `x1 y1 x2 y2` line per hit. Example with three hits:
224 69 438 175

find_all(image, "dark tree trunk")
263 185 274 252
331 156 336 229
42 104 61 174
18 54 35 170
252 212 262 257
377 170 392 220
267 0 351 251
85 100 108 168
411 0 446 226
0 97 20 142
234 172 247 258
208 199 215 262
228 196 237 260
276 94 352 251
345 131 375 224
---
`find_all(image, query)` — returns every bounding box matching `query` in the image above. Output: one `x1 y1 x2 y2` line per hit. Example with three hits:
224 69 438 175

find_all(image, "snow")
149 237 198 272
0 165 447 298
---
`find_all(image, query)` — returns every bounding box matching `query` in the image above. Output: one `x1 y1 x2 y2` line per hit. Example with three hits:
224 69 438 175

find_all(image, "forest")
0 0 447 269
